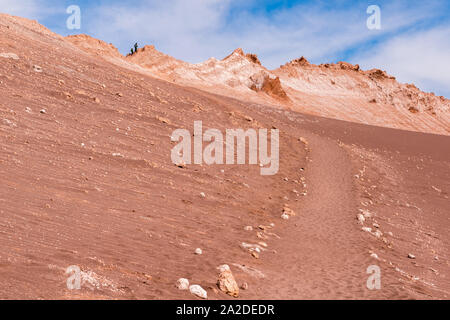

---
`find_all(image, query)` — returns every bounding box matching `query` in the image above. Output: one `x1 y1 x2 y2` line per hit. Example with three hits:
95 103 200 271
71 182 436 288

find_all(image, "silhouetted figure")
134 42 138 54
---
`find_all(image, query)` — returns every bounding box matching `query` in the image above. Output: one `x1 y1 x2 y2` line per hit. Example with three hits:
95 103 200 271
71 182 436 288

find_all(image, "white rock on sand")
217 264 230 273
0 52 19 60
176 278 189 290
33 65 43 73
194 248 203 255
189 285 207 299
357 213 365 224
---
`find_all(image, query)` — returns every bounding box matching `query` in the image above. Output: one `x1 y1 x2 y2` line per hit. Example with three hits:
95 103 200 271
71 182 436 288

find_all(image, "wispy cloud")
82 0 232 60
83 0 446 64
0 0 44 18
0 0 448 97
353 25 450 97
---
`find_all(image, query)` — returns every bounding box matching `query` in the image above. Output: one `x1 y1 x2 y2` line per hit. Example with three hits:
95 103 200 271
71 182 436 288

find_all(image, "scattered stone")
370 253 379 259
112 152 123 157
217 265 239 297
408 106 419 113
240 282 248 290
194 248 203 255
299 137 309 146
39 109 46 114
217 264 230 273
357 213 365 224
258 242 268 248
362 227 372 233
0 52 19 60
189 285 207 299
175 161 186 168
93 97 100 103
408 254 416 259
2 119 16 127
359 209 373 218
116 92 123 97
200 192 206 198
256 232 267 239
282 204 296 217
431 186 442 193
176 278 189 290
157 116 170 124
33 65 43 73
251 252 259 259
281 213 289 220
373 230 383 238
64 92 73 99
373 223 380 228
244 226 253 231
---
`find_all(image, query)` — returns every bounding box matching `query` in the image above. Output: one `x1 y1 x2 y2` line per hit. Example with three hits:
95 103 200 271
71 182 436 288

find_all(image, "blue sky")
1 0 449 97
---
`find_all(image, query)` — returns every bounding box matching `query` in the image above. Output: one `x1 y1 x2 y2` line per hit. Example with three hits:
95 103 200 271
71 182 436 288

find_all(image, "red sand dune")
0 13 449 299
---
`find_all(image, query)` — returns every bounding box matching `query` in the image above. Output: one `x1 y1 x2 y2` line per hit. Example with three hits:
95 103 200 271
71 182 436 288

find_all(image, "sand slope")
0 13 449 299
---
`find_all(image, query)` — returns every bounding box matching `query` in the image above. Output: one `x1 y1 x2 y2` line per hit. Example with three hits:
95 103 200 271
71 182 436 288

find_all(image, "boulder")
217 266 240 298
189 285 207 299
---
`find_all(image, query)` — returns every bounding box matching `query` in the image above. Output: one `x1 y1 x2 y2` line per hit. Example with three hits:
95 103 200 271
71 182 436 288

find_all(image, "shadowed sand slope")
0 14 449 299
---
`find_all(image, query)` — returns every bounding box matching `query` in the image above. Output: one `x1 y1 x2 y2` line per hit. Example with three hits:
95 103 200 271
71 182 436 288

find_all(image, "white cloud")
0 0 44 19
85 0 445 66
84 0 233 60
353 26 450 98
1 0 448 97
